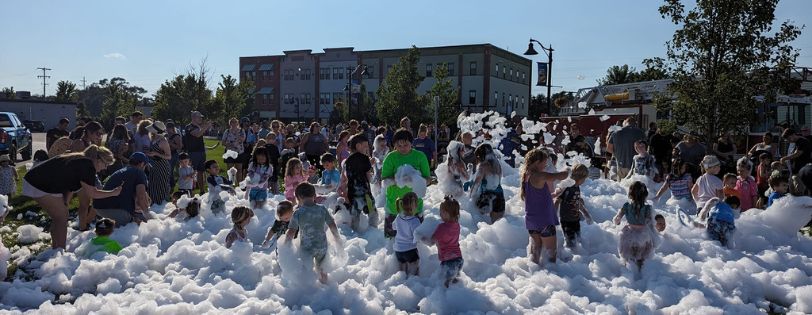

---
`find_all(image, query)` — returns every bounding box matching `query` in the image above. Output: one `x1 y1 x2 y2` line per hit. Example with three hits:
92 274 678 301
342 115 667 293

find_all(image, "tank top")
524 181 558 230
623 203 652 225
304 132 327 156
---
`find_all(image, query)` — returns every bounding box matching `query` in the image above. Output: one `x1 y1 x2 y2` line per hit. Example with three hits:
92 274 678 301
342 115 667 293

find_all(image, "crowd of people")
2 109 811 284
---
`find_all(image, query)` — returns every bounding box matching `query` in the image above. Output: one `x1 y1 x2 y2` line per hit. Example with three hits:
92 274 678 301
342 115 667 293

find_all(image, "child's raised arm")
654 180 671 200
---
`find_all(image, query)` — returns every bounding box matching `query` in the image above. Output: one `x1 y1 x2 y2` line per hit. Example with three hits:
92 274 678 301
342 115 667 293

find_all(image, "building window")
426 64 433 77
521 96 525 108
469 62 477 75
494 91 498 104
495 64 499 77
447 63 455 76
284 70 294 81
468 90 476 105
509 95 513 108
509 68 513 81
502 92 505 106
333 67 343 80
320 68 330 80
522 72 526 82
333 92 344 104
269 93 275 102
503 66 506 79
305 93 311 104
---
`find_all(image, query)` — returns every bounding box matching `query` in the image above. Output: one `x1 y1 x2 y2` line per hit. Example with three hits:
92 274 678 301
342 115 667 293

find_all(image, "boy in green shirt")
381 128 431 238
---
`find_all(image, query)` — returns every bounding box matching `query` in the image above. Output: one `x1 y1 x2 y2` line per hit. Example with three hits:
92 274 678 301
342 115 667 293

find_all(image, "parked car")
0 112 33 161
23 120 45 132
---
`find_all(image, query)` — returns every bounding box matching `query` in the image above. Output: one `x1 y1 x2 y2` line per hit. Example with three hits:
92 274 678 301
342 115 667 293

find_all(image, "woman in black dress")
147 121 172 205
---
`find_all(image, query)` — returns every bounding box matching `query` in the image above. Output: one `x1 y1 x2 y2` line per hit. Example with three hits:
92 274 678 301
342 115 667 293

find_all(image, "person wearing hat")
24 145 121 249
95 152 151 227
146 121 172 205
691 155 724 214
184 111 212 194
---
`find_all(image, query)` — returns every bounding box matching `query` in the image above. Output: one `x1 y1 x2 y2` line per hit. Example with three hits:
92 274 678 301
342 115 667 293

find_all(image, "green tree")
376 46 428 125
598 65 639 85
528 93 547 119
98 77 146 128
76 102 89 119
427 63 460 127
657 0 801 143
354 84 377 123
55 80 78 103
209 74 254 125
2 87 15 99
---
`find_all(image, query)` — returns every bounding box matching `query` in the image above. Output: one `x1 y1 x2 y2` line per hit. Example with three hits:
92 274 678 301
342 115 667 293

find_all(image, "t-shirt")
303 132 328 156
433 222 462 262
791 137 812 172
631 154 656 177
767 192 785 208
289 202 335 254
392 214 421 252
24 156 97 194
667 173 693 199
381 149 431 214
183 123 205 153
320 169 340 187
221 128 246 154
345 152 372 198
246 163 273 189
94 166 148 213
178 166 195 190
695 173 723 208
412 137 436 162
90 236 123 255
608 126 645 169
132 133 151 154
45 128 69 150
124 121 137 135
558 186 582 222
676 142 707 167
709 201 735 224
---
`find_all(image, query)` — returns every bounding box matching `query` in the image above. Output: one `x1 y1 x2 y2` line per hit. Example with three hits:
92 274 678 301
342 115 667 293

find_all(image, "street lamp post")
524 38 554 115
344 65 368 120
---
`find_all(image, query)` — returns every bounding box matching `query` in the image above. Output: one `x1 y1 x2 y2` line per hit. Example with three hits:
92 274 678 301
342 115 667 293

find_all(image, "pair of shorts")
22 179 62 199
249 188 268 202
189 151 206 171
529 225 557 237
441 257 464 280
476 190 505 213
560 220 581 247
395 248 419 263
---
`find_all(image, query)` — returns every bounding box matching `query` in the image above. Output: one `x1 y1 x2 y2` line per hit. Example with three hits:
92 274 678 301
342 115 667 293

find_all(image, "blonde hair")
570 163 589 181
285 158 303 177
77 144 115 166
520 148 548 200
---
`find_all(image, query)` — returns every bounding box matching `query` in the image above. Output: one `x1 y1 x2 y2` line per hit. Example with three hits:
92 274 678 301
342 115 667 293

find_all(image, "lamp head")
524 42 539 56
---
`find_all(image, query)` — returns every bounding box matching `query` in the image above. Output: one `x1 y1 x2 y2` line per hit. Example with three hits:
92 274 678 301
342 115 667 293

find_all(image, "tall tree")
2 87 15 99
598 65 639 85
376 46 428 126
98 77 146 128
55 80 78 103
528 93 547 119
657 0 801 143
427 63 460 127
209 74 254 126
76 102 89 119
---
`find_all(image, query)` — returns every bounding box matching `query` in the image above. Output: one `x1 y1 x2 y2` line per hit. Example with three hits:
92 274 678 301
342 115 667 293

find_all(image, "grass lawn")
1 139 226 279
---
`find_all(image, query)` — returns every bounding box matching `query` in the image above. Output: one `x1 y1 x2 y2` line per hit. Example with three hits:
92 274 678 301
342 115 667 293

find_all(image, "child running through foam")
470 143 505 223
285 182 342 284
246 146 273 210
697 196 739 247
263 200 295 249
521 148 569 265
393 192 421 276
691 155 724 215
614 181 657 272
225 206 254 248
432 196 463 287
555 164 594 249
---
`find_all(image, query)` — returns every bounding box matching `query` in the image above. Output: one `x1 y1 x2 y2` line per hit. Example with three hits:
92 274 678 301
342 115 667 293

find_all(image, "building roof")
0 98 77 106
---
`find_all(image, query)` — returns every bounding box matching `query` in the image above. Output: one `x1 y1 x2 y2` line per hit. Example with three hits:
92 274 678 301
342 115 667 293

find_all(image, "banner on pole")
536 62 549 87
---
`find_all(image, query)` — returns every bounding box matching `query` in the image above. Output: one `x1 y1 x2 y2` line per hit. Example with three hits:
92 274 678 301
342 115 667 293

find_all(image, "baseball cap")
191 111 204 118
129 152 149 165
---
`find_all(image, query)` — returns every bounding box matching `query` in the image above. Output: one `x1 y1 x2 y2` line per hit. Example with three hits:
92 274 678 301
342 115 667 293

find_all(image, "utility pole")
37 67 51 99
81 76 87 90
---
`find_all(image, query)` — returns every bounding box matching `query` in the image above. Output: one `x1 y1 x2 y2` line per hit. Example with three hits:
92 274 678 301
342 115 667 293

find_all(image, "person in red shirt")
431 196 463 287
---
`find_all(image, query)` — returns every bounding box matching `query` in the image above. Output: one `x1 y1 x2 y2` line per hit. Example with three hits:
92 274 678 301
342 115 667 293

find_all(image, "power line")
37 67 51 99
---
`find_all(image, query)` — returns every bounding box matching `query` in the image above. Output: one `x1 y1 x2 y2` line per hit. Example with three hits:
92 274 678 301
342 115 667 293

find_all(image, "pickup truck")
0 112 33 161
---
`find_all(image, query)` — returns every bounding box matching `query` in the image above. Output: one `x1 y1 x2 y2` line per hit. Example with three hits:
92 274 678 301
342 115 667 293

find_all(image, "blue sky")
1 0 811 98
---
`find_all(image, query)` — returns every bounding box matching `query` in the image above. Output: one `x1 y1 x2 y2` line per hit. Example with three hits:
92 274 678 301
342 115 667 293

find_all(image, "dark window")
447 63 455 76
495 64 499 77
469 62 477 75
426 64 433 77
468 90 476 105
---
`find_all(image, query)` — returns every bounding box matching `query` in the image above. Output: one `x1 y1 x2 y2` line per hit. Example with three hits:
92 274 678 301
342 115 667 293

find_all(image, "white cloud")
103 52 126 60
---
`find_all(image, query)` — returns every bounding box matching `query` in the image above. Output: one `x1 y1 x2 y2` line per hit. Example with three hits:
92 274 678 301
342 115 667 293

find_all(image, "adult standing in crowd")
748 132 780 159
780 129 812 174
607 117 646 179
413 124 437 168
132 120 152 154
300 122 329 171
146 121 172 205
95 152 150 227
676 134 707 177
124 111 143 136
649 125 673 178
45 118 70 151
165 121 183 190
184 111 212 194
222 118 246 183
258 120 271 139
23 145 121 249
271 120 285 153
713 131 738 174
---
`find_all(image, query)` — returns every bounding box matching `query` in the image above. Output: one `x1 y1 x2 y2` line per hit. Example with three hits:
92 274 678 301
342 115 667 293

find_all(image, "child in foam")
521 149 569 265
691 155 724 215
284 158 315 206
697 196 739 247
654 159 696 211
614 181 657 272
87 218 123 256
767 174 789 208
471 143 505 223
625 140 657 179
0 154 17 197
372 134 389 186
285 182 342 284
431 196 463 287
245 146 273 210
262 201 295 249
735 158 758 211
318 153 340 192
555 164 594 249
168 192 200 220
204 160 235 215
226 206 254 248
440 141 469 197
381 129 431 239
393 192 421 276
